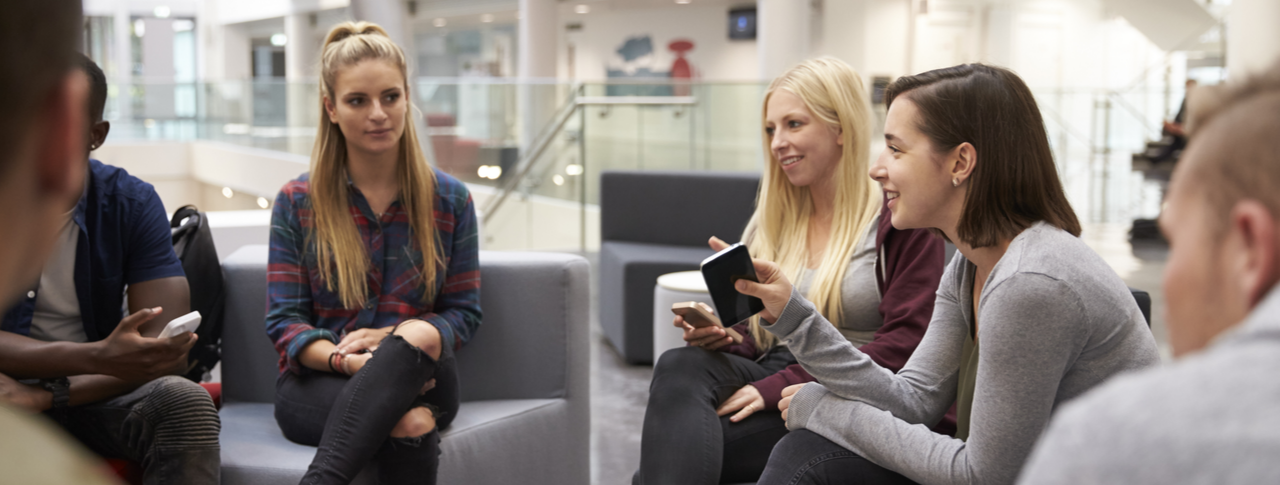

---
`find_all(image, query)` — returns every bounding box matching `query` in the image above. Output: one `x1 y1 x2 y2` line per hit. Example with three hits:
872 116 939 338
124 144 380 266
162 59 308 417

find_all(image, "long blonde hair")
310 21 443 309
745 57 881 349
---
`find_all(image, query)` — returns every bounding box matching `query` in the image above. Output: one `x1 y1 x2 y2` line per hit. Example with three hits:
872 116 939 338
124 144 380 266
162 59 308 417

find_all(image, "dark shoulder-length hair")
884 64 1080 248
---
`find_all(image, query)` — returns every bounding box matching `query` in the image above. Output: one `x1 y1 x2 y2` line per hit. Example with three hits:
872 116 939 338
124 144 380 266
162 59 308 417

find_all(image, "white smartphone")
158 311 201 339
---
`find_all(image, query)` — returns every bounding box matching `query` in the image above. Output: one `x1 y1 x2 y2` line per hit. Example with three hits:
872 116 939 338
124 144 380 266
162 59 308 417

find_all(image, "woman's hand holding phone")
707 236 793 324
674 314 735 350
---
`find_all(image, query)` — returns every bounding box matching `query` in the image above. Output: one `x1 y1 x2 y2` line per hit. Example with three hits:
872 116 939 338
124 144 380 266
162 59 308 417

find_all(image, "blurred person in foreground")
0 53 220 485
1018 62 1280 484
0 0 122 483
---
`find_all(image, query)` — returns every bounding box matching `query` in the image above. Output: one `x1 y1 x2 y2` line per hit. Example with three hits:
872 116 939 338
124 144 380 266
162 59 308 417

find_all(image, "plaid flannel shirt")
266 170 481 375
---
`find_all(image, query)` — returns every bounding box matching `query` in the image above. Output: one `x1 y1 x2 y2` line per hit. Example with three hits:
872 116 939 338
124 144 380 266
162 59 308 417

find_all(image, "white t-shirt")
29 213 88 343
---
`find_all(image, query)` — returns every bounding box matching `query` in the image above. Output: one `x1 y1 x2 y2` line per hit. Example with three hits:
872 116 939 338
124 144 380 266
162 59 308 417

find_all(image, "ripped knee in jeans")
391 320 443 360
389 405 437 440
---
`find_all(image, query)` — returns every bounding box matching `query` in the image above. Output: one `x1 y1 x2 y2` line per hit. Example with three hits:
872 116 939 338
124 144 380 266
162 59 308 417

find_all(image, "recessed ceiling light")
154 6 171 18
676 0 692 4
270 33 288 46
481 14 494 23
575 4 590 14
433 18 447 27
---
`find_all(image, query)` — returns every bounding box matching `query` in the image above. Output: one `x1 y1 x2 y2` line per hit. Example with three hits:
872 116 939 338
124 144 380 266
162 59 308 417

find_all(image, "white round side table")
652 270 715 362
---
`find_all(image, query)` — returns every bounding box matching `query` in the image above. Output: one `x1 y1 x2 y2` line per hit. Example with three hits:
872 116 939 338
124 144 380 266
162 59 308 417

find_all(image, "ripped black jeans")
275 334 459 485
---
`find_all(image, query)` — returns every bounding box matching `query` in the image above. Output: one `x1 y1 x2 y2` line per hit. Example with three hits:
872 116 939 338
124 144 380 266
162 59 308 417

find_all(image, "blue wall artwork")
606 35 673 96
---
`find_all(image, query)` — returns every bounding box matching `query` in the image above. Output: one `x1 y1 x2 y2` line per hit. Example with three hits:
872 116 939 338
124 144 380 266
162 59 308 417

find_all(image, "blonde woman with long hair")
634 57 951 485
265 21 480 485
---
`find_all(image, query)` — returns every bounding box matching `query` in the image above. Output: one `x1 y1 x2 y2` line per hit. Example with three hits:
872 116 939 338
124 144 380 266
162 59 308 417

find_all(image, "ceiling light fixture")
575 4 590 14
433 18 447 27
481 14 495 23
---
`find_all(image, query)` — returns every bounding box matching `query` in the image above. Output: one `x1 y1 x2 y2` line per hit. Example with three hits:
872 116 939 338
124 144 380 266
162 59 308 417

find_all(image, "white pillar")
113 5 133 121
758 0 812 81
286 10 319 154
983 5 1015 68
285 13 317 80
518 0 558 153
1227 0 1280 78
819 0 866 73
142 18 177 120
519 0 557 80
349 0 409 49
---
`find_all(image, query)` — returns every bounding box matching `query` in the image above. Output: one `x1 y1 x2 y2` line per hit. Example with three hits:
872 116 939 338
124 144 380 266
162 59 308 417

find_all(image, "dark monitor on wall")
729 8 756 40
871 76 891 105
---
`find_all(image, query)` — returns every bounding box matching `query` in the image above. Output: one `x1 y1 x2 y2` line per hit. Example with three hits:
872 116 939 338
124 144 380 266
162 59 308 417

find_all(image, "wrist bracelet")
328 352 342 374
340 353 352 376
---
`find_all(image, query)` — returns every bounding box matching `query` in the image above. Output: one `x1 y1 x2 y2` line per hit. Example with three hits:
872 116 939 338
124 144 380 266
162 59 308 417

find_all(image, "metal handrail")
478 91 699 222
479 84 584 222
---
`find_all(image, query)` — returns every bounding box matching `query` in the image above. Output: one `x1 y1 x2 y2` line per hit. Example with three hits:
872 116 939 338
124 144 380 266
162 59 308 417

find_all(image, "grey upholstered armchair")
217 245 591 485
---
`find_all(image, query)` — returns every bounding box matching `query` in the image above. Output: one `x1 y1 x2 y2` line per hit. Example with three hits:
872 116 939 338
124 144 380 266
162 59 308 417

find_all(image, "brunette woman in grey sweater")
727 64 1161 485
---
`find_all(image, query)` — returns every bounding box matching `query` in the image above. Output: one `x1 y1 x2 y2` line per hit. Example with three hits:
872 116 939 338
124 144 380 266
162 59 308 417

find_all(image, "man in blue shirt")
0 55 220 484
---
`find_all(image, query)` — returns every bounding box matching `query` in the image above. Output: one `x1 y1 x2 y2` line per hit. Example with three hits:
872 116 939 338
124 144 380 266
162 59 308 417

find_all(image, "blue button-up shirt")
1 159 185 341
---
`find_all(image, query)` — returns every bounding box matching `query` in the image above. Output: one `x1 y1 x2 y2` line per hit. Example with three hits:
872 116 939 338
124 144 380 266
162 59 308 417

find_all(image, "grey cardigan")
1017 286 1280 484
765 222 1160 485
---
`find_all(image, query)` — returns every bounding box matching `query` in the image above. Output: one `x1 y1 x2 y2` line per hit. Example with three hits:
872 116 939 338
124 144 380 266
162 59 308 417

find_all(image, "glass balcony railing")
101 77 1188 250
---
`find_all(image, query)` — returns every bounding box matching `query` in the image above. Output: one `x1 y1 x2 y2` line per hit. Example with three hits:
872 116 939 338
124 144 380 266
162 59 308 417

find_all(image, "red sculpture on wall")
669 39 694 96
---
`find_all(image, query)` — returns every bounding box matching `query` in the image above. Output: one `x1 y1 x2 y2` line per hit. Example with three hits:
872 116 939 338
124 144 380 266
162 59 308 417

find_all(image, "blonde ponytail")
310 21 444 309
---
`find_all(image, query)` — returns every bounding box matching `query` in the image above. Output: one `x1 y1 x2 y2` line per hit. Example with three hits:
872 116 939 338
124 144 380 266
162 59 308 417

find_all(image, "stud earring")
952 178 959 187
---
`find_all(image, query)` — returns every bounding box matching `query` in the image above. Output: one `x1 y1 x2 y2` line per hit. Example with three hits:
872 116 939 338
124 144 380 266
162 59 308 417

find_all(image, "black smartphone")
700 243 765 326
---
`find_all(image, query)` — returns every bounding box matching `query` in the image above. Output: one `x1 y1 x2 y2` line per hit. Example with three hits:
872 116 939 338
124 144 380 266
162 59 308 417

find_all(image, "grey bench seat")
218 246 590 485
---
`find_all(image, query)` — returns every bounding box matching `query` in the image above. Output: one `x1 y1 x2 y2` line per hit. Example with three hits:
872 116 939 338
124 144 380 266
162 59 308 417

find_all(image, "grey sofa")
218 245 590 485
599 170 760 364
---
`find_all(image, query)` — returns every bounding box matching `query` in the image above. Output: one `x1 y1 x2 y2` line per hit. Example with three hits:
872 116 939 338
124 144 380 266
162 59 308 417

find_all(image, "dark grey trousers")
758 429 918 485
635 345 798 485
50 375 221 485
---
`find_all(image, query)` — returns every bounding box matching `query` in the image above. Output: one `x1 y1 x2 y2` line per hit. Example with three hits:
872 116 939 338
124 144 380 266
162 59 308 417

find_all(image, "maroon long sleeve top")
718 201 958 435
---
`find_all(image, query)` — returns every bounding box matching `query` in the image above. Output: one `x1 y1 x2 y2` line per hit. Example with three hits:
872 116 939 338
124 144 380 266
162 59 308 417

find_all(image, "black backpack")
170 205 225 382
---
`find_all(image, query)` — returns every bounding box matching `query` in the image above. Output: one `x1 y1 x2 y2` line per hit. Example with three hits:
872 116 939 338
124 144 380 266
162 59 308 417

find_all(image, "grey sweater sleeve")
768 272 1089 485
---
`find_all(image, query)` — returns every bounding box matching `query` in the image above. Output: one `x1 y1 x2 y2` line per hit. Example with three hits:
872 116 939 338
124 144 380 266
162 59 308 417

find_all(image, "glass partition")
100 77 1185 250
